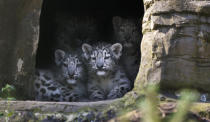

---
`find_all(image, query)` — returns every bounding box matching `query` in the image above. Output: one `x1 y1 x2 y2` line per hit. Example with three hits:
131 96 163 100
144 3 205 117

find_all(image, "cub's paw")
107 86 128 99
65 93 80 102
107 88 120 99
89 91 105 101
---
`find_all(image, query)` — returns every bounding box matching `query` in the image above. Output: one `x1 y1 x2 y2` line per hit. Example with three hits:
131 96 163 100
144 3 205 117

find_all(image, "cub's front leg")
66 92 81 102
61 88 81 102
88 83 105 101
107 78 131 99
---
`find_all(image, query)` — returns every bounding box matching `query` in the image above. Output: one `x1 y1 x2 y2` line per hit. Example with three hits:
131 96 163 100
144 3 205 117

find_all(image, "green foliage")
0 84 16 100
140 85 199 122
140 85 160 122
4 109 14 122
170 90 198 122
0 84 16 122
0 112 3 118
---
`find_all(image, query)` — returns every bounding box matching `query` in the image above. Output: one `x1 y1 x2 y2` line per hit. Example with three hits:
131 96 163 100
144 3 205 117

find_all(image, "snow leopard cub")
113 16 141 83
82 43 131 100
34 49 86 102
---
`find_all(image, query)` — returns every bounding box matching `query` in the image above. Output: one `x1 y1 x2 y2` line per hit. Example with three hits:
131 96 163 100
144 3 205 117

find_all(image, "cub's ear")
82 43 92 59
111 43 123 59
55 49 65 66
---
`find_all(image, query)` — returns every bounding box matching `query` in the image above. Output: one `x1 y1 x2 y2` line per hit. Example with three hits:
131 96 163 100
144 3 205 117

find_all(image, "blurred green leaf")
7 111 14 117
7 97 16 101
1 84 15 93
0 112 4 118
140 85 161 122
0 84 16 100
170 90 199 122
139 85 198 122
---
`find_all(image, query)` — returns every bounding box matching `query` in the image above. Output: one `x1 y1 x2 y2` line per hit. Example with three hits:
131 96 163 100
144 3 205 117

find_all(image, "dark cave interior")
36 0 144 68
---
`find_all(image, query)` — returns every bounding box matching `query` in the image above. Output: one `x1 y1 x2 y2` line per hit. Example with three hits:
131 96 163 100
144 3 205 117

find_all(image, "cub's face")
55 49 84 84
82 43 122 76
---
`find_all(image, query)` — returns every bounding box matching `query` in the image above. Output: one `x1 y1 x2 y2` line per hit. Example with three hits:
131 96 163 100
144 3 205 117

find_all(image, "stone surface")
0 100 118 121
0 100 117 113
135 0 210 92
0 96 209 121
0 0 42 99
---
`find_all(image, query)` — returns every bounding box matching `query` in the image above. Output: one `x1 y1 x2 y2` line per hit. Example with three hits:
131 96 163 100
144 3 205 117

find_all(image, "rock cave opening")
35 0 144 102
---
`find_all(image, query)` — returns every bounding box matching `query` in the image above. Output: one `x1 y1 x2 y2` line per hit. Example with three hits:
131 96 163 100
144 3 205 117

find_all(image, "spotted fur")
82 43 131 100
34 49 86 102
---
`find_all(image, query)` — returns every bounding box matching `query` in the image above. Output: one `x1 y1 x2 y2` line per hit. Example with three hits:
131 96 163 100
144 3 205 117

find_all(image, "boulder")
0 0 42 98
136 0 210 92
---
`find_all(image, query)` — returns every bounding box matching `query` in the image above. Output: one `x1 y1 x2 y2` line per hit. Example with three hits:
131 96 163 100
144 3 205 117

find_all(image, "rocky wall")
135 0 210 92
0 0 42 98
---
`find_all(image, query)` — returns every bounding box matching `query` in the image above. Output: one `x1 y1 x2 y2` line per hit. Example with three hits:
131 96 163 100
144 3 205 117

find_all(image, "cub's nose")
97 63 104 69
68 71 75 78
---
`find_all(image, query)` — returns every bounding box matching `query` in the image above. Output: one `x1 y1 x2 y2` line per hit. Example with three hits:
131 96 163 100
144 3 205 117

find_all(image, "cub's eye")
75 59 80 64
63 63 68 67
75 59 78 63
76 61 81 65
105 56 110 59
91 57 96 60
